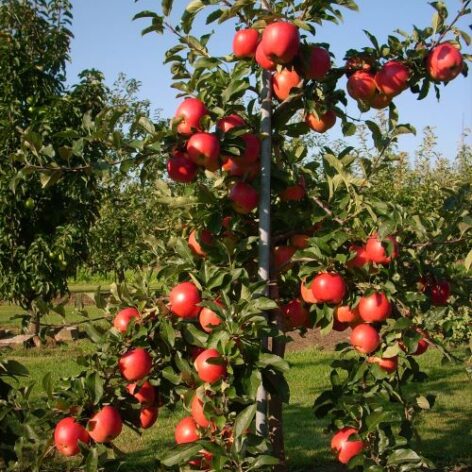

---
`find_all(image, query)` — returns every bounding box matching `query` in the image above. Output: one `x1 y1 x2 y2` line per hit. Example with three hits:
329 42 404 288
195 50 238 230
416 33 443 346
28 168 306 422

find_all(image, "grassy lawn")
6 344 471 471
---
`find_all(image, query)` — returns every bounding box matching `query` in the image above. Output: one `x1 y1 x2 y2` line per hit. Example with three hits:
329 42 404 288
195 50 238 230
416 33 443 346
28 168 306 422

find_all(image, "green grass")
6 345 471 471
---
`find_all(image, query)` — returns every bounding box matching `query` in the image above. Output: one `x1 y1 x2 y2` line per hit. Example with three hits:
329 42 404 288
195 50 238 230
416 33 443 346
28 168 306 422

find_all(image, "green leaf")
387 448 421 465
160 443 202 466
233 403 256 438
464 248 472 271
257 353 289 372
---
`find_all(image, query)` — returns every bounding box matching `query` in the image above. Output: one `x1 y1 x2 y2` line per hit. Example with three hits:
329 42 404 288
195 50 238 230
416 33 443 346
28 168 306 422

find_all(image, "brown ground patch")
285 328 350 352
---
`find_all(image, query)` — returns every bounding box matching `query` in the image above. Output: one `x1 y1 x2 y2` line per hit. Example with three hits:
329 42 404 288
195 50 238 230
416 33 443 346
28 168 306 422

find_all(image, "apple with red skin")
54 417 90 457
187 133 221 172
113 307 140 333
191 394 212 428
358 292 391 323
188 229 214 257
279 184 305 201
335 305 359 325
430 280 450 305
217 114 246 132
119 348 152 382
300 278 319 304
174 98 207 135
233 28 259 58
368 91 392 109
273 245 296 271
305 110 336 133
167 152 198 183
311 272 346 304
272 69 301 101
199 302 223 333
189 345 205 362
261 21 300 64
169 281 202 318
368 355 398 373
222 157 259 179
375 61 409 97
194 348 226 384
350 324 380 354
303 46 331 80
175 416 200 444
291 234 309 249
229 181 259 214
365 234 399 264
126 381 156 406
347 244 369 268
403 338 429 356
331 427 364 464
140 407 158 429
238 133 261 164
426 42 463 82
88 406 123 443
255 42 276 70
282 299 309 329
347 71 376 100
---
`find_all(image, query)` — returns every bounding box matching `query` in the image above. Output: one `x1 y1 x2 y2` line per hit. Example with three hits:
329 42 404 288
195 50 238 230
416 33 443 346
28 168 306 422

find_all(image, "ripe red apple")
174 98 207 135
167 152 198 183
368 355 398 373
335 305 359 325
368 91 392 109
273 245 296 271
222 156 258 178
189 345 205 362
375 61 409 97
300 278 319 304
311 273 346 304
113 307 140 333
194 348 226 384
413 338 429 356
304 46 331 80
279 184 305 201
187 133 221 172
229 181 259 214
358 292 391 323
347 244 369 268
54 417 90 457
272 69 301 101
233 28 259 58
140 407 158 429
347 71 376 100
305 110 336 133
255 42 276 70
350 323 380 354
88 406 122 443
282 299 309 329
238 133 261 164
331 427 364 464
217 114 246 133
119 348 152 382
426 42 463 82
291 234 309 249
188 229 214 257
261 21 299 64
169 282 202 318
126 381 156 406
365 234 399 264
199 303 223 333
333 318 349 332
430 280 450 305
191 394 212 428
175 416 200 444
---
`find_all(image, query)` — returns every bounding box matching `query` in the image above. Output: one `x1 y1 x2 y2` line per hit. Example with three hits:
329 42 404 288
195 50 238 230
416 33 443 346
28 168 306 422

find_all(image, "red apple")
188 229 214 257
291 234 309 249
335 305 359 325
426 42 463 82
279 184 305 201
347 71 376 100
140 406 158 429
113 307 140 334
303 46 331 80
413 338 429 356
368 355 398 373
262 22 299 64
331 427 364 464
272 68 301 101
191 394 212 428
375 61 409 97
365 234 399 264
222 156 259 179
54 417 90 457
255 42 276 70
187 133 221 172
430 280 450 305
126 381 156 406
199 303 223 333
350 324 380 354
347 245 369 268
119 348 152 382
282 299 309 329
358 292 391 323
217 114 246 133
238 133 261 164
229 181 259 214
174 98 207 135
368 91 392 109
305 110 336 133
300 278 319 304
175 416 200 444
194 348 226 384
169 282 202 318
233 28 259 58
88 406 122 443
273 245 296 271
311 272 346 304
167 152 198 183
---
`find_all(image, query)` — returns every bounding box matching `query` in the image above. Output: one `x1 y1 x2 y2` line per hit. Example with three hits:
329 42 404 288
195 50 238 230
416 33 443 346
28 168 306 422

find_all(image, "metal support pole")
255 65 273 436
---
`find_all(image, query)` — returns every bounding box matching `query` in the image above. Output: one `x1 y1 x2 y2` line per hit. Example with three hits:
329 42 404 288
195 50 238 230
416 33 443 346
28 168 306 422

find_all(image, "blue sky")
67 0 471 160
